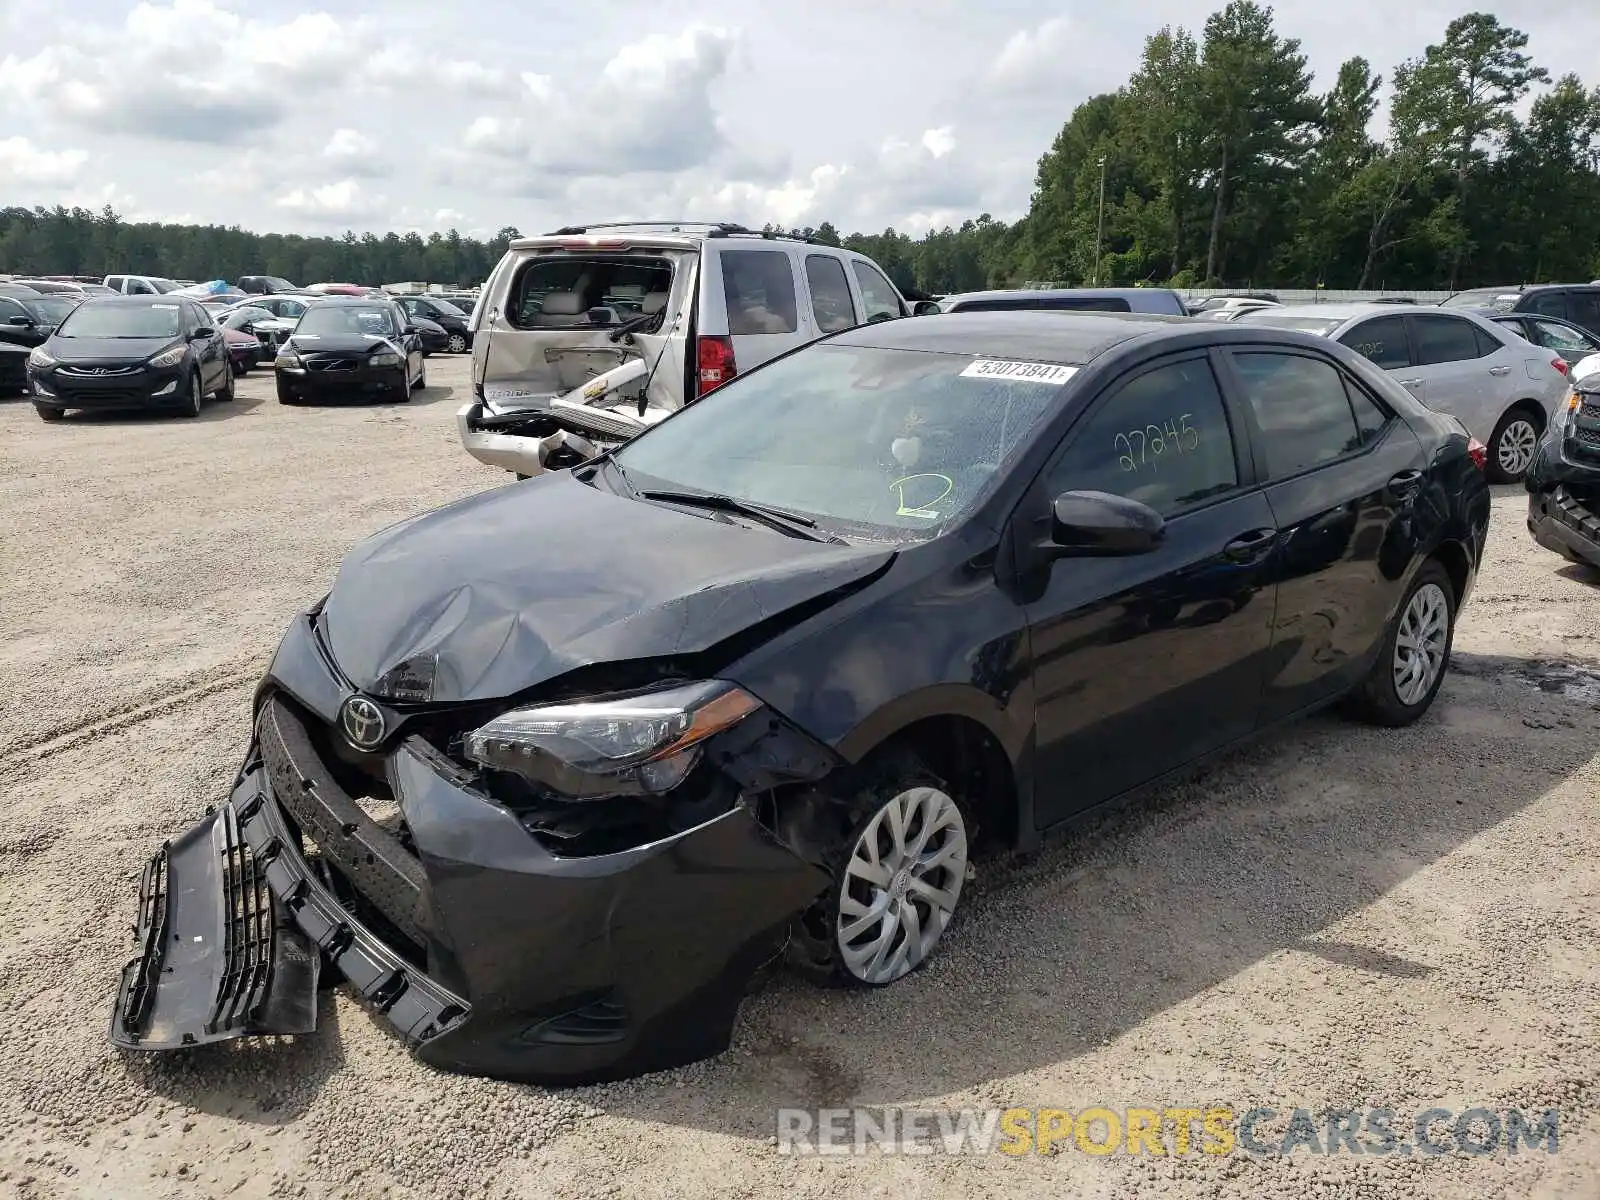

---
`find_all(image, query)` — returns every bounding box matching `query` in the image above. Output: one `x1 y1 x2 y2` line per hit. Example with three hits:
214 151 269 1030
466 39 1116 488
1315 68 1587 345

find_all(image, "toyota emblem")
339 695 386 750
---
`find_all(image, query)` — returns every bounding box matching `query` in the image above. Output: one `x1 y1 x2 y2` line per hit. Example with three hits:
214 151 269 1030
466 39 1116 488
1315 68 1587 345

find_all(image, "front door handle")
1388 469 1425 499
1398 378 1423 389
1488 365 1511 376
1222 527 1277 562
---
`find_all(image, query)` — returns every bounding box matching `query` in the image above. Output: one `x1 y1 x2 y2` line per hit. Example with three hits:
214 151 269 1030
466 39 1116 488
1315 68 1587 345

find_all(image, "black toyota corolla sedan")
273 296 425 404
28 295 234 421
1526 368 1600 569
111 312 1491 1083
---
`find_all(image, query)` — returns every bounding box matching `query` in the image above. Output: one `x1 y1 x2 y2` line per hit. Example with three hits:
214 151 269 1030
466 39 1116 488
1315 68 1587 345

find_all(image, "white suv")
102 274 182 295
459 222 935 476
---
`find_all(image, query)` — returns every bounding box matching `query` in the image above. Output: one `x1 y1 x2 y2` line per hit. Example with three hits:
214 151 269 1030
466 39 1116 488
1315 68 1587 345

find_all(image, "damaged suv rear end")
1526 369 1600 570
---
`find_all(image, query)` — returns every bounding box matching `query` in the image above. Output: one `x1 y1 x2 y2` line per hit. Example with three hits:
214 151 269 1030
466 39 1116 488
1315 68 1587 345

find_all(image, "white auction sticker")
959 359 1077 384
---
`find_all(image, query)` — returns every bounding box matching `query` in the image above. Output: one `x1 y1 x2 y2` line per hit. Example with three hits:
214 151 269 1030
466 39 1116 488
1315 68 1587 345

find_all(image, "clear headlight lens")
28 346 55 368
464 680 761 799
147 344 186 369
275 353 302 369
370 351 402 367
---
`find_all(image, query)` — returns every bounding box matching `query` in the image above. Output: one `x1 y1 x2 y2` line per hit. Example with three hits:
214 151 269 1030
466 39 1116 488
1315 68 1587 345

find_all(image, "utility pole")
1093 155 1107 287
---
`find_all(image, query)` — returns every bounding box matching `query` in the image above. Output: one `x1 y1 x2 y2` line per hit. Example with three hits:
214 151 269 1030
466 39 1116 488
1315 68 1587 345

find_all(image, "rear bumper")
111 634 833 1082
456 400 601 476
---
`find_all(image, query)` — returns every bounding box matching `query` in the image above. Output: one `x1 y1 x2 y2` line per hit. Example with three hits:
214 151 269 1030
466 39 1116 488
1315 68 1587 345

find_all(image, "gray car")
941 287 1189 316
1233 303 1568 482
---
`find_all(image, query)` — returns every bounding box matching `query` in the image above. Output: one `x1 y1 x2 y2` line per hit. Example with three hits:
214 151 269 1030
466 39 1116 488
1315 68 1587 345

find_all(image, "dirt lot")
1 354 1598 1199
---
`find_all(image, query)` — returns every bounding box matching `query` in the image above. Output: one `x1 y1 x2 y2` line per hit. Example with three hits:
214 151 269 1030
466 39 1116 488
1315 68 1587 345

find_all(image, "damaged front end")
110 615 840 1083
1526 375 1600 570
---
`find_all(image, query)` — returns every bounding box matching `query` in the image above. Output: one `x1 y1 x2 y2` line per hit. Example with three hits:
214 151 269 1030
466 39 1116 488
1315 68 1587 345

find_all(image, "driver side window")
1044 358 1240 517
851 261 903 322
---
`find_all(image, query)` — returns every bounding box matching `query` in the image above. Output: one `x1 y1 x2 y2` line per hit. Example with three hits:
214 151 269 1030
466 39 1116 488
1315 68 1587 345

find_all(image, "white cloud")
277 180 386 223
990 17 1075 86
323 128 389 178
0 135 87 186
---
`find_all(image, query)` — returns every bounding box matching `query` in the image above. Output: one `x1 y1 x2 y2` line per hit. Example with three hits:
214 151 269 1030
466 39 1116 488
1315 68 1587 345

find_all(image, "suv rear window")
510 255 674 329
722 250 798 335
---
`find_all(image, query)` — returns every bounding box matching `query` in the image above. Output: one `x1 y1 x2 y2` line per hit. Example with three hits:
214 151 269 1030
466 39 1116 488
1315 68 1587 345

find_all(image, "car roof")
826 310 1193 365
944 287 1180 304
83 294 196 306
307 295 395 307
1247 302 1461 322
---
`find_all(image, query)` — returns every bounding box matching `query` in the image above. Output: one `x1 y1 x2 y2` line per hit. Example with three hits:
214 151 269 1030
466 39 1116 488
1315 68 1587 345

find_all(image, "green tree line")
2 5 1595 294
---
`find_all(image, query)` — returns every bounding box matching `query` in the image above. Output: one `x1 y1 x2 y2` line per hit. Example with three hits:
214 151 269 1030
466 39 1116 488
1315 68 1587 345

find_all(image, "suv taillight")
697 335 736 396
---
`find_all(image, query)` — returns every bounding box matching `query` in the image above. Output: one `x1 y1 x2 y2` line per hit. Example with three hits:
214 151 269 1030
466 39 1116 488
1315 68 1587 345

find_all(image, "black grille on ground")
205 804 274 1034
118 846 170 1038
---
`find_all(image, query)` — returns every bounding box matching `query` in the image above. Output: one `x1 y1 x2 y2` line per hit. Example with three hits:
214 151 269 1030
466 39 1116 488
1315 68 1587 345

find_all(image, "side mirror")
913 300 942 317
7 315 34 326
1050 490 1165 556
190 326 216 339
402 324 419 335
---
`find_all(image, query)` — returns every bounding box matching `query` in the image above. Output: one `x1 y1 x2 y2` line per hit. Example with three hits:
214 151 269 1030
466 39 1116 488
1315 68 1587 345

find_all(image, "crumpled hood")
320 471 894 703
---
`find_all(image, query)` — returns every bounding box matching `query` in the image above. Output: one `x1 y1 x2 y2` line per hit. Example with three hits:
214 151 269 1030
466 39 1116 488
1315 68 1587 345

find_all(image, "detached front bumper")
112 681 832 1083
1526 400 1600 569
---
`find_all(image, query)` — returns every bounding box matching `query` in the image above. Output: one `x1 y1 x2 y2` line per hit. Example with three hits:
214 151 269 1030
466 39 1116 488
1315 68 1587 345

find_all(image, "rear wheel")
1343 560 1455 727
1487 407 1541 483
34 402 64 422
788 750 969 987
446 333 467 354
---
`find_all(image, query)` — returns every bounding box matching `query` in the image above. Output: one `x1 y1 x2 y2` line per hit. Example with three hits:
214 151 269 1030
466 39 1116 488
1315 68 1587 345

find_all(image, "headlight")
463 680 760 799
275 353 302 369
28 346 55 369
147 344 186 369
369 351 402 367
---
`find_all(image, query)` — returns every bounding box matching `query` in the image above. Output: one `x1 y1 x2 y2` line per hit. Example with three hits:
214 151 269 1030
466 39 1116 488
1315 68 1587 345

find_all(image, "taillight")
696 335 736 396
1552 357 1569 376
1467 436 1488 471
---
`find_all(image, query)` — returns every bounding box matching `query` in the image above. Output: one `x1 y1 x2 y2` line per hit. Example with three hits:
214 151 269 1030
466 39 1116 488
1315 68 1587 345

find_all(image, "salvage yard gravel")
1 355 1597 1198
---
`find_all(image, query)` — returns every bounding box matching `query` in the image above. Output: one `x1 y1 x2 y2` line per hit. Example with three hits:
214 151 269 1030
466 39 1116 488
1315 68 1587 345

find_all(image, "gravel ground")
1 356 1597 1199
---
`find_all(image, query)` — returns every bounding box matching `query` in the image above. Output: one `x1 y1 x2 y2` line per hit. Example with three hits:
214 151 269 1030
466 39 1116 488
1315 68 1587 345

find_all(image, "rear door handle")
1388 469 1425 498
1488 365 1511 376
1398 378 1423 388
1222 527 1277 562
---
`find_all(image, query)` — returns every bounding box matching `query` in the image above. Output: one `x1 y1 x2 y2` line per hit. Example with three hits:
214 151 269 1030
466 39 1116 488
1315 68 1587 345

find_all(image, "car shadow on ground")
125 990 346 1126
42 396 265 424
1555 562 1600 588
563 666 1597 1137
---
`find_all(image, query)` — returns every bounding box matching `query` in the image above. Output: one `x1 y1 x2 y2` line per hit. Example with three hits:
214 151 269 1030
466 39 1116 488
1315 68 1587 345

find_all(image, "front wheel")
214 365 235 401
180 371 203 418
276 379 297 405
34 402 64 422
446 333 468 354
788 751 969 987
1488 408 1541 483
1343 560 1455 727
413 362 426 391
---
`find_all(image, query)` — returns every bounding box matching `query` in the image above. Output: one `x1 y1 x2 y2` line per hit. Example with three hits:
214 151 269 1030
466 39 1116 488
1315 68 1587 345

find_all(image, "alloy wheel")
1496 418 1538 477
1392 582 1450 706
836 786 967 985
446 334 467 354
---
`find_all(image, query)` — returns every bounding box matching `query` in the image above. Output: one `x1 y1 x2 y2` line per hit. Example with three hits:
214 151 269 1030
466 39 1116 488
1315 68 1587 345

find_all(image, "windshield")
222 306 273 329
146 278 180 294
56 302 183 339
1441 288 1520 311
28 297 77 323
430 298 467 317
615 345 1070 541
295 304 397 338
1231 311 1343 335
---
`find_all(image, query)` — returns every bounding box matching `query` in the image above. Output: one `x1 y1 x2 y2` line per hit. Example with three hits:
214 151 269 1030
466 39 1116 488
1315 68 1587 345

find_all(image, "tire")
787 749 969 988
446 333 467 354
180 371 204 418
34 402 64 422
276 379 298 405
395 368 412 401
1343 559 1456 727
1487 407 1542 484
413 362 426 391
214 365 235 401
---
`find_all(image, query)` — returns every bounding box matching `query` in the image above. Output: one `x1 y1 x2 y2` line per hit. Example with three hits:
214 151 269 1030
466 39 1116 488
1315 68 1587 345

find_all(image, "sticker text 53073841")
959 359 1078 385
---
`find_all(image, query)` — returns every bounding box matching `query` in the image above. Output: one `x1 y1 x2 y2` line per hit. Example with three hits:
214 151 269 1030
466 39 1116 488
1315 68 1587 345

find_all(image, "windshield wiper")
637 489 844 543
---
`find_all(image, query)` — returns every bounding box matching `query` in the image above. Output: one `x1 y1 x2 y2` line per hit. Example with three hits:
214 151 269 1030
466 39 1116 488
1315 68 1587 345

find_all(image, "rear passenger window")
1527 292 1567 319
722 250 798 335
805 256 857 333
1471 324 1504 358
1413 315 1487 364
1534 319 1599 354
1347 382 1390 447
851 262 903 322
1569 293 1600 337
1234 352 1362 477
1046 358 1238 516
1339 316 1410 369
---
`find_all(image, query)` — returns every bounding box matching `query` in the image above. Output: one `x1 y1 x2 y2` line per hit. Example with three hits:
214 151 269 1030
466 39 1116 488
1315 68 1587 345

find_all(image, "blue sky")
1 0 1595 240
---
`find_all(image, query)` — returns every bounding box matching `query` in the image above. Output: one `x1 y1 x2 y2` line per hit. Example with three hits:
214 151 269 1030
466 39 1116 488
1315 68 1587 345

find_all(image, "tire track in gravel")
0 658 262 766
